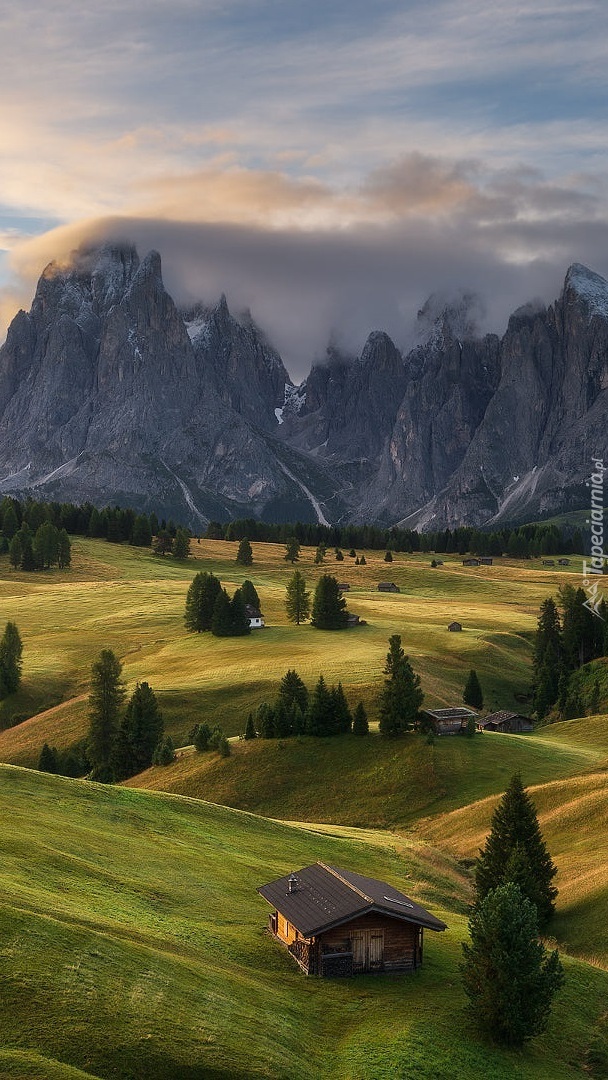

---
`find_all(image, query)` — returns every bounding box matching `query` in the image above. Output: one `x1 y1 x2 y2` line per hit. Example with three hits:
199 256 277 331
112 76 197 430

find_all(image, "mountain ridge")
0 242 605 528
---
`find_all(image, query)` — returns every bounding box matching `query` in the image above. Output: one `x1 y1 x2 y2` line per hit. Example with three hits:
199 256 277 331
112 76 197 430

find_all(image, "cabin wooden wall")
318 913 422 972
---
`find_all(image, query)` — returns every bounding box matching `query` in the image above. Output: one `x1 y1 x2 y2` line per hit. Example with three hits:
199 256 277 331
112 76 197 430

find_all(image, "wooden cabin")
423 706 477 735
479 556 493 565
377 582 400 593
258 862 446 977
558 558 571 566
542 559 555 567
337 583 351 591
477 711 534 734
347 613 360 627
462 558 479 567
447 620 462 632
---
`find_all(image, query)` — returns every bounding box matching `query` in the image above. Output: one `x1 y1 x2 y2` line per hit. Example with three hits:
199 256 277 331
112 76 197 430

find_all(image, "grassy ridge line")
1 764 607 1080
125 724 604 828
0 1049 98 1079
0 536 584 760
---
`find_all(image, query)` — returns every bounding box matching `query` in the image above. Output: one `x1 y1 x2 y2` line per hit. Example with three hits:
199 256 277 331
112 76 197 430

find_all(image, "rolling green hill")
0 536 586 764
1 764 607 1080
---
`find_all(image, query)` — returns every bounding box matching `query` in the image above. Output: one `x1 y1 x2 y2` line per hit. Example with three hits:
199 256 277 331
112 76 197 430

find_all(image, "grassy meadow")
1 535 608 1078
1 764 607 1080
0 535 585 762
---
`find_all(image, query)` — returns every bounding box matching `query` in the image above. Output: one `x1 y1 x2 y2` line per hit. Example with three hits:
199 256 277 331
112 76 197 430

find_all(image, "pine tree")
172 528 190 559
236 537 253 566
240 579 260 610
284 536 301 563
57 528 71 569
0 621 23 696
475 773 558 926
331 682 352 734
87 649 125 781
1 502 19 539
306 675 335 736
8 533 22 570
193 723 212 751
256 703 276 738
532 597 562 718
461 882 564 1047
463 669 483 710
277 669 309 714
352 701 369 735
359 554 366 565
153 529 173 556
310 575 348 630
184 571 222 632
314 544 326 564
378 634 423 735
131 514 152 547
285 570 311 625
335 549 344 561
211 588 234 637
38 743 59 773
153 736 176 765
114 681 164 778
384 550 393 562
230 588 252 636
244 712 257 739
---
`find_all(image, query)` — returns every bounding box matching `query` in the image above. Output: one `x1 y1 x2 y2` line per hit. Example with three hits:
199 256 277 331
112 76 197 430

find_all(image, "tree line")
207 516 586 557
533 585 608 719
0 495 589 562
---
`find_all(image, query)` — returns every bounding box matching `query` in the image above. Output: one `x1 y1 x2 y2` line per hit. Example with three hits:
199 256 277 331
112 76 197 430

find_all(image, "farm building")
423 707 477 735
447 621 462 632
377 582 400 593
558 558 571 566
462 558 479 566
245 604 265 629
337 583 351 591
258 862 446 977
477 711 534 734
347 613 360 627
542 559 555 567
478 556 493 565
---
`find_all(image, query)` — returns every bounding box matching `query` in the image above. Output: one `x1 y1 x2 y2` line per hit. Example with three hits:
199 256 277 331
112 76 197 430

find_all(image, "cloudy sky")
2 0 608 376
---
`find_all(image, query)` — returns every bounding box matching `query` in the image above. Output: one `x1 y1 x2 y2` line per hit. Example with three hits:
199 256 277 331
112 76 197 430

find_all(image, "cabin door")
351 929 384 972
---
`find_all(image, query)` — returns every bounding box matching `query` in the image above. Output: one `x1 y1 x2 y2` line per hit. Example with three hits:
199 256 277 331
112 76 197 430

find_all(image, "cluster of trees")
0 622 23 699
188 722 231 757
206 515 585 558
152 527 191 559
461 774 563 1046
246 668 369 739
5 519 71 571
533 585 608 719
284 572 350 629
185 573 258 637
85 650 169 782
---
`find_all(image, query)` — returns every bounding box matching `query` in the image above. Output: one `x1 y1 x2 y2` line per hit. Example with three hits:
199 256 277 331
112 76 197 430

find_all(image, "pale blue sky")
2 0 608 371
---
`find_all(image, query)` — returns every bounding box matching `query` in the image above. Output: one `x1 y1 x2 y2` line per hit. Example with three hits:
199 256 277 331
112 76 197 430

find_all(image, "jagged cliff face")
0 244 606 528
0 245 328 524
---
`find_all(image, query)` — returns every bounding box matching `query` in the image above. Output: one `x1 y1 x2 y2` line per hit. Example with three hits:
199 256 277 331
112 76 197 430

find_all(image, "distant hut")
423 707 477 735
258 862 446 977
377 582 400 593
337 583 351 591
245 604 265 629
447 621 462 632
479 556 493 565
542 560 555 567
347 613 360 628
477 711 534 734
462 558 479 567
558 558 571 566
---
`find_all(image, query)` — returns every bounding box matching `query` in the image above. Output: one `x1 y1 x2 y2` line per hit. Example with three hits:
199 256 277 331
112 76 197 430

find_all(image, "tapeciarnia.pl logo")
582 457 606 618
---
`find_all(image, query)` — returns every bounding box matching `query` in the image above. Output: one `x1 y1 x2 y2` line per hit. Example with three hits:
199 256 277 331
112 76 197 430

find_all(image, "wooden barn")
477 711 534 734
462 558 480 567
258 862 446 977
447 620 462 632
423 706 477 735
377 582 400 593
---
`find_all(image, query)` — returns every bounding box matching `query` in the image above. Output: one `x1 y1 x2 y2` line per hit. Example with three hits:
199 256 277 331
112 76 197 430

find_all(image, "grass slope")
1 765 607 1080
126 724 604 828
0 537 586 763
418 716 608 966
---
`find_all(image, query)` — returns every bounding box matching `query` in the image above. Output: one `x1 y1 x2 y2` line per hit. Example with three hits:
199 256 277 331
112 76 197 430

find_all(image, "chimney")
287 873 298 894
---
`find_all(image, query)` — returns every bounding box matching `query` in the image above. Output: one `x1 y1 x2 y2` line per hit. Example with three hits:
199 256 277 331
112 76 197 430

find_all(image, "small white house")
245 604 265 629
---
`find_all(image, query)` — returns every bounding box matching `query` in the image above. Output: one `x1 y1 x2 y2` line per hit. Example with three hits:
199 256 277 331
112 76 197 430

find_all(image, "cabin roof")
424 707 476 721
257 862 447 937
244 604 263 618
478 710 531 727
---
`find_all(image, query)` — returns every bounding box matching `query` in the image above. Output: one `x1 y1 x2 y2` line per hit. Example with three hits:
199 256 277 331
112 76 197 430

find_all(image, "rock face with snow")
0 244 606 528
0 244 340 524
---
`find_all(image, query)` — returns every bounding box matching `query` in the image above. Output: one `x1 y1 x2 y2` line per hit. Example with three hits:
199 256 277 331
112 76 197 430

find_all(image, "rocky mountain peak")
563 262 608 317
